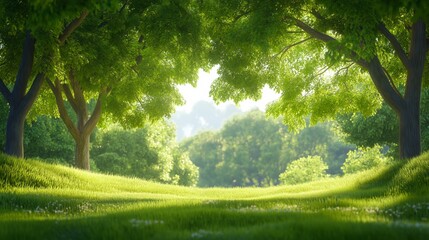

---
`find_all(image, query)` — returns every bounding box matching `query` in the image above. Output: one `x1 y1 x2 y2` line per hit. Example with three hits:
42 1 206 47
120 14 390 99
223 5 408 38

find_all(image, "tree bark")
5 107 26 157
399 105 420 159
75 133 91 170
47 76 107 170
75 99 90 170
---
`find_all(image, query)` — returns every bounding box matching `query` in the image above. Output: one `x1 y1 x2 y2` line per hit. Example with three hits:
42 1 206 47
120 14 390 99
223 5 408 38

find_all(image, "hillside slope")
1 153 429 239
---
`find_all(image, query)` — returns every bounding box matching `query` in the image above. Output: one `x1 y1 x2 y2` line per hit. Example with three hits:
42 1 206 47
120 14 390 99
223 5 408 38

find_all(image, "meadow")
1 153 429 239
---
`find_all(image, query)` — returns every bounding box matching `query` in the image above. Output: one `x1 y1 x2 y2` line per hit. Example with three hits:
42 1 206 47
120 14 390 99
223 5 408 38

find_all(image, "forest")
1 0 429 239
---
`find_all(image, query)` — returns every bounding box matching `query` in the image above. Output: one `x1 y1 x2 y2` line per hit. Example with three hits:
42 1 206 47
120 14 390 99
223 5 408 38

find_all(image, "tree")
219 110 285 186
46 0 207 170
279 155 328 185
92 121 198 186
341 145 391 174
180 131 223 187
202 0 428 159
0 1 105 157
181 110 352 187
337 88 429 156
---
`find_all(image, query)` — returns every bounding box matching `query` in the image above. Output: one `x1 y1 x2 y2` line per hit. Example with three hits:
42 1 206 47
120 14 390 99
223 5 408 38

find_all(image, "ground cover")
1 153 429 239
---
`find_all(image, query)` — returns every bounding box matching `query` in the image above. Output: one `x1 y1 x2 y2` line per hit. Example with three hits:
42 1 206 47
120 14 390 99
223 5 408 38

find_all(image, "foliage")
1 152 429 239
336 105 399 152
92 121 198 186
341 145 391 174
24 115 74 164
49 0 209 128
181 110 353 187
169 151 199 186
285 121 354 174
180 131 223 187
279 156 328 185
337 88 429 156
201 0 429 159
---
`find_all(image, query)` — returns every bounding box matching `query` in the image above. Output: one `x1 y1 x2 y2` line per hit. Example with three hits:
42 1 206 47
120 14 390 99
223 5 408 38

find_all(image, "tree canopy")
0 0 209 167
41 0 208 169
202 0 428 159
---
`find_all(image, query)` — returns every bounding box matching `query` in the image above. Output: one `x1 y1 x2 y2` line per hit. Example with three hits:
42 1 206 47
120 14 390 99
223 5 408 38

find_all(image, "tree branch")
97 2 129 28
273 37 313 58
291 17 335 43
335 62 354 76
20 73 45 115
83 88 108 136
290 17 369 68
12 31 36 101
59 9 89 45
119 1 128 13
0 78 12 104
46 78 79 141
366 57 406 113
313 65 332 78
61 83 79 114
233 10 252 23
68 70 87 115
310 9 326 22
289 16 406 113
405 19 426 101
382 67 402 98
378 22 411 70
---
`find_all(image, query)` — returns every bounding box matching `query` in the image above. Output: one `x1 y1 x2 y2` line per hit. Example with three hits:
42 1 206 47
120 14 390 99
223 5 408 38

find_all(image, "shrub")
279 156 328 185
341 145 390 174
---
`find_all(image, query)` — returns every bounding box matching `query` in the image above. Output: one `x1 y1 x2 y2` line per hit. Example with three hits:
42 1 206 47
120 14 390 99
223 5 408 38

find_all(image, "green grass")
1 153 429 239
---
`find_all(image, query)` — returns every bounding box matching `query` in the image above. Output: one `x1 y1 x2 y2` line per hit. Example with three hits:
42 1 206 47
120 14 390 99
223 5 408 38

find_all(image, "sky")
175 67 280 113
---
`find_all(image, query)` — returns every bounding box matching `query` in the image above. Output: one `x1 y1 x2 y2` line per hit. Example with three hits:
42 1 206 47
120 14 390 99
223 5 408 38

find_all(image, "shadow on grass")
1 201 429 240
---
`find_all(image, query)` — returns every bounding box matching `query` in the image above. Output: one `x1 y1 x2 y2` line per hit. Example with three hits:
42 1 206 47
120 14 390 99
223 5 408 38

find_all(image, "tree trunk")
398 19 426 159
46 77 107 171
75 134 90 170
75 105 90 170
1 31 45 158
398 105 420 159
4 107 26 157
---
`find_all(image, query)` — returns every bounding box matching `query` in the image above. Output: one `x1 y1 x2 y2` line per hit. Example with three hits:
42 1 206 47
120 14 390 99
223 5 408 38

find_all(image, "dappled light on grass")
1 153 429 239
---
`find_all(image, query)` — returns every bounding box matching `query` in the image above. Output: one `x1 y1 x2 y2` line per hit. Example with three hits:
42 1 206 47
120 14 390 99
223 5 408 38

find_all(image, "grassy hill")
1 153 429 239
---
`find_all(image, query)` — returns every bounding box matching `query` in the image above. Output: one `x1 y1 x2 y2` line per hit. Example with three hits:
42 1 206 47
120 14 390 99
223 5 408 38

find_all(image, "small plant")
279 155 328 184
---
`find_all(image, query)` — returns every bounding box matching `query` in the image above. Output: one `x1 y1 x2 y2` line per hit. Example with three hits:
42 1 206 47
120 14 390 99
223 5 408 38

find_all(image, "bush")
341 145 390 174
279 156 328 185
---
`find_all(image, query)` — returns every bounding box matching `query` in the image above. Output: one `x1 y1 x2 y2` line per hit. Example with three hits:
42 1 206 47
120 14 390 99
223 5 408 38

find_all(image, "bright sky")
176 67 280 113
